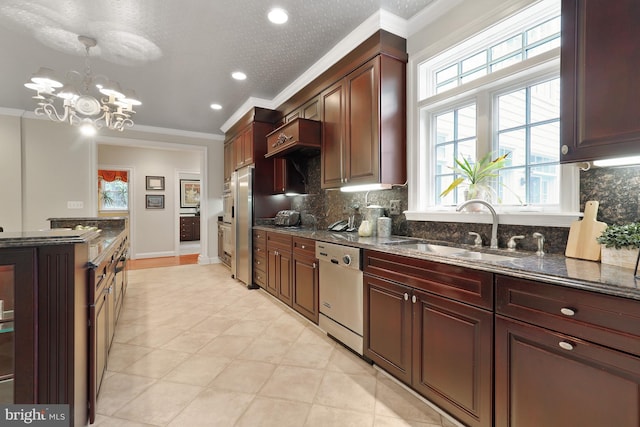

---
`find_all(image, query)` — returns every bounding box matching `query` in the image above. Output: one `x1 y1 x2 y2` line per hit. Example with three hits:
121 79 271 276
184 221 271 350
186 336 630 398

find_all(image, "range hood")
264 118 321 158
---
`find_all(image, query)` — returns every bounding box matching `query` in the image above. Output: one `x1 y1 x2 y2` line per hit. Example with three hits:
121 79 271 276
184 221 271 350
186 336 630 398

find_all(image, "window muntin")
496 78 560 205
434 104 477 205
428 12 561 96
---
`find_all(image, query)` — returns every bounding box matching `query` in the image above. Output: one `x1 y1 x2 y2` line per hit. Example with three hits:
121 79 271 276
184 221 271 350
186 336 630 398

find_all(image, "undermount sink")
391 241 518 262
401 243 467 256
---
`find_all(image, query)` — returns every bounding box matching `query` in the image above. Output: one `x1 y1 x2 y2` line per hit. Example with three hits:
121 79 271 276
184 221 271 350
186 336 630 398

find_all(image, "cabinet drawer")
267 231 292 252
496 275 640 355
265 118 321 158
363 250 493 310
253 229 267 244
253 269 266 287
293 237 315 257
253 252 266 273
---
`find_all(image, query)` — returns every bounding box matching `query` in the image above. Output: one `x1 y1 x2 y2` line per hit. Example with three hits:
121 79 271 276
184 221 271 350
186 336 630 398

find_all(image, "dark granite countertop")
0 229 102 247
254 225 640 301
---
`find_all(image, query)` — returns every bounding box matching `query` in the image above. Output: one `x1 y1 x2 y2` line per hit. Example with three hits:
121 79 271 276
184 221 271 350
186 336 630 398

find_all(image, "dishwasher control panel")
316 242 362 270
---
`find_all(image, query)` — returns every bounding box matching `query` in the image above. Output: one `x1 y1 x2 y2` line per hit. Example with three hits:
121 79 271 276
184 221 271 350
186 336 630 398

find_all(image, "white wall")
98 144 201 259
0 113 224 262
0 114 23 232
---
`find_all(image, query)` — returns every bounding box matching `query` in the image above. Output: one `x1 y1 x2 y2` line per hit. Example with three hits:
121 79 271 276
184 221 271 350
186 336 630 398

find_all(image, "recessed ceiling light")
268 8 288 24
210 103 222 110
232 71 247 80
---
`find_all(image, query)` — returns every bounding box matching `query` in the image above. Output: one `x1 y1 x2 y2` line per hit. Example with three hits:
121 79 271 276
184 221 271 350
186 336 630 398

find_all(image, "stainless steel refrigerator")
231 166 256 288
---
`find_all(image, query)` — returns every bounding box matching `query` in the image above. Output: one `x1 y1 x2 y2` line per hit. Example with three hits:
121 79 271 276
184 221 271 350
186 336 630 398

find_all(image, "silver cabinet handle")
301 245 306 249
559 341 574 351
312 262 317 269
560 307 576 316
411 295 417 303
404 293 409 301
256 260 261 265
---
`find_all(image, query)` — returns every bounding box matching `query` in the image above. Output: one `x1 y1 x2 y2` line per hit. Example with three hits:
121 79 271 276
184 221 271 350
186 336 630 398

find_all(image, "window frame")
406 1 579 227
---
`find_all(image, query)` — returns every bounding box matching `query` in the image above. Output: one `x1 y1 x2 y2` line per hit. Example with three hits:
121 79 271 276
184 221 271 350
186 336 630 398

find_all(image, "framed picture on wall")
145 194 165 209
146 176 165 190
180 180 201 208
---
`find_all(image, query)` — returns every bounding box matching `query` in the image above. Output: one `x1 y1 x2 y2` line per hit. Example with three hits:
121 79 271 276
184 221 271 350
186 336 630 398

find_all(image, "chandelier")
24 35 141 135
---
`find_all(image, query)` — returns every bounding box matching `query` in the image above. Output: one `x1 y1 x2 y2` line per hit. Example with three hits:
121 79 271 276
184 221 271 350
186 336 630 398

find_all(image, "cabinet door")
495 315 640 427
266 248 279 297
89 293 108 423
412 290 493 427
364 274 412 385
321 80 345 188
224 141 233 181
277 250 293 306
561 0 640 163
345 57 379 185
0 249 36 403
242 125 254 165
292 254 318 323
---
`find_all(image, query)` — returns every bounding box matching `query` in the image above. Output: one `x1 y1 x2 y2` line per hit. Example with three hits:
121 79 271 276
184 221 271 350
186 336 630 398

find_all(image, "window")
98 170 129 211
410 0 576 222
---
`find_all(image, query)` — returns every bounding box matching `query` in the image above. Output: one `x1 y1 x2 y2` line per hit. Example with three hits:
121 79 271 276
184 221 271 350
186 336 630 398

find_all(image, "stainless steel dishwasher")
316 241 364 355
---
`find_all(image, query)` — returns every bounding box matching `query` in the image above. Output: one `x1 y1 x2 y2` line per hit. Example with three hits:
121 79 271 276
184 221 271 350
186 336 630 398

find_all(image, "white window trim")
408 13 580 228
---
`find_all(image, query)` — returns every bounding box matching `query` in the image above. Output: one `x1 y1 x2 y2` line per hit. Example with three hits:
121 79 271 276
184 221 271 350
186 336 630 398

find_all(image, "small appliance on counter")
274 210 300 226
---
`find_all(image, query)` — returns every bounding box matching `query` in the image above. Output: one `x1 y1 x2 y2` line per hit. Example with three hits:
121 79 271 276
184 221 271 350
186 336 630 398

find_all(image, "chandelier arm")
39 103 70 123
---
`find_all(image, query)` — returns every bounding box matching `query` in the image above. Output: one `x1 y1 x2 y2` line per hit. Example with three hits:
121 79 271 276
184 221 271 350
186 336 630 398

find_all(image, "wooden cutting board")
565 201 608 261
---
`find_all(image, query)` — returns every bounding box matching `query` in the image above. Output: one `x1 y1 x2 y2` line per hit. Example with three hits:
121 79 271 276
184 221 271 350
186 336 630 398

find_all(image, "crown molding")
220 96 275 133
407 0 464 36
0 107 26 117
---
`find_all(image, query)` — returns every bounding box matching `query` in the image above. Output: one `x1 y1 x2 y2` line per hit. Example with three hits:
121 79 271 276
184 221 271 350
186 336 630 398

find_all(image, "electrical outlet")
389 200 401 215
67 201 84 209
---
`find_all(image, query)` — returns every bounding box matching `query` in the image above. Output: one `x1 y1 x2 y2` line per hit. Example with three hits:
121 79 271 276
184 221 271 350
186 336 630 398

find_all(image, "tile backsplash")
290 156 637 254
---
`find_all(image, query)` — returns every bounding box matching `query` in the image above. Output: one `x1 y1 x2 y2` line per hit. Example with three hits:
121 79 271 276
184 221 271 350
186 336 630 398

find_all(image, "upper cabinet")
321 54 406 189
265 118 321 159
233 124 254 169
560 0 640 163
223 141 234 182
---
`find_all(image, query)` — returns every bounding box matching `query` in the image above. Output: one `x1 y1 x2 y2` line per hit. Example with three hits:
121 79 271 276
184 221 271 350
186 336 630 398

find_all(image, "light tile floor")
94 264 464 427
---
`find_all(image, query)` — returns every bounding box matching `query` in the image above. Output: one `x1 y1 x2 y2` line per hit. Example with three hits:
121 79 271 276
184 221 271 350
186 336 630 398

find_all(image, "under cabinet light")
592 156 640 167
340 183 392 193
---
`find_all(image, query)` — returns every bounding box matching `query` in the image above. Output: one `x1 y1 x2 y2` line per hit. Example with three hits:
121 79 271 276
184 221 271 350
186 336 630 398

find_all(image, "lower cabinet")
292 237 318 323
266 232 293 306
495 316 640 427
364 250 493 427
180 216 200 241
495 274 640 427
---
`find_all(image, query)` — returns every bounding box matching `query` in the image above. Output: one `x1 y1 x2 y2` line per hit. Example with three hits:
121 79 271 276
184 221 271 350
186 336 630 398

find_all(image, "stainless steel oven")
316 241 363 355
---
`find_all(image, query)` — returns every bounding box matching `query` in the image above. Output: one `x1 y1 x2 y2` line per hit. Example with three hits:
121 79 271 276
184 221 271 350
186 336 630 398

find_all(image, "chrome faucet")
457 199 499 249
532 232 545 256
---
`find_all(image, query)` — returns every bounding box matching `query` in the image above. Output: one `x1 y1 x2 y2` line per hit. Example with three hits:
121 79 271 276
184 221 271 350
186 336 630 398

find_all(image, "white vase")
463 186 488 212
600 246 640 270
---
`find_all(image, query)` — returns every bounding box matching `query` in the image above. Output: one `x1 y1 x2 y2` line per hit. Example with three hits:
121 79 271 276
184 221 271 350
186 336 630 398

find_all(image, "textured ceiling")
0 0 435 135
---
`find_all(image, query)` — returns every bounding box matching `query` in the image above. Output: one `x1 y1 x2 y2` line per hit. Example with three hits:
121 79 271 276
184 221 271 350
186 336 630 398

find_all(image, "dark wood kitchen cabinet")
233 124 254 169
292 237 318 323
560 0 640 163
495 275 640 427
180 216 200 241
363 250 493 427
253 229 267 288
273 159 305 195
321 54 406 189
0 240 92 426
266 231 293 306
223 141 234 182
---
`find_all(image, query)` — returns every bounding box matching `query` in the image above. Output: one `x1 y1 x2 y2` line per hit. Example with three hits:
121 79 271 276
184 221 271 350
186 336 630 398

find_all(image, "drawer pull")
411 295 417 304
559 341 574 351
312 262 317 269
404 293 408 301
256 261 261 265
560 307 576 316
301 245 306 249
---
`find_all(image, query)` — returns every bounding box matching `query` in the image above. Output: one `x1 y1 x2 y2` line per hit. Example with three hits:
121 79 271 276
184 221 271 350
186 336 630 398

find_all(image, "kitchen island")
253 225 640 427
0 219 128 426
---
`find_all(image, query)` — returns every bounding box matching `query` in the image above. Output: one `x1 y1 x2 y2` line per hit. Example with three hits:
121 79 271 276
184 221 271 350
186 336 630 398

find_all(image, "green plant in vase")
440 151 511 203
596 222 640 269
